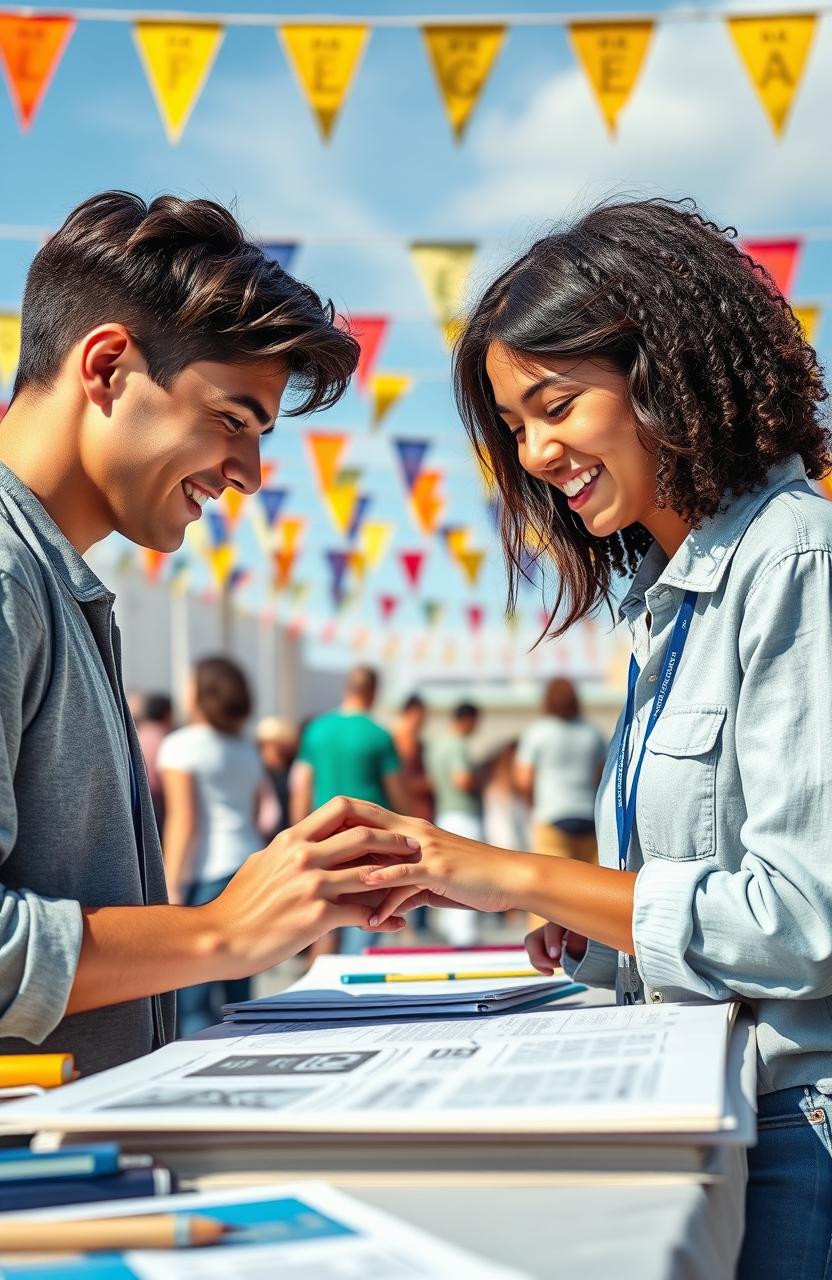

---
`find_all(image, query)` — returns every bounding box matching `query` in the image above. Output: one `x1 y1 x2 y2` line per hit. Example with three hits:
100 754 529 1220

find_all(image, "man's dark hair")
402 694 425 713
13 191 359 412
454 196 831 640
453 702 479 722
194 656 251 735
144 692 173 724
543 678 579 721
345 665 378 703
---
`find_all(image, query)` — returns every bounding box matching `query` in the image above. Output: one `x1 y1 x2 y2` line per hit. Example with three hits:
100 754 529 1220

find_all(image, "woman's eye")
546 395 578 419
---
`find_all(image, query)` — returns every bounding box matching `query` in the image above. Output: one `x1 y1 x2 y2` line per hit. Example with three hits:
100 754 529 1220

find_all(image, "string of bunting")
0 7 827 141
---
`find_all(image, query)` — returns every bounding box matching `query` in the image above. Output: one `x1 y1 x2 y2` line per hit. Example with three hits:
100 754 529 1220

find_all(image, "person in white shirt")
159 656 266 1034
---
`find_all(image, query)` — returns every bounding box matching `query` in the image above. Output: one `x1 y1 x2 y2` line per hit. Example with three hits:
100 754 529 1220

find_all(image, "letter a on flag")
0 313 21 388
728 15 817 136
280 26 368 141
568 22 653 135
133 22 224 143
422 25 505 141
0 15 74 131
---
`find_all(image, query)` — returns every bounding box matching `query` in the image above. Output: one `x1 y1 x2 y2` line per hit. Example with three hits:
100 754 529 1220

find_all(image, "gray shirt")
566 456 832 1094
0 461 175 1075
517 717 606 825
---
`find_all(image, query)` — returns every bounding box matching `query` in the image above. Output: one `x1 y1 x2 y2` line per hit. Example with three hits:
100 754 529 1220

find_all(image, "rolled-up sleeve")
562 937 618 990
0 572 83 1041
633 549 832 1001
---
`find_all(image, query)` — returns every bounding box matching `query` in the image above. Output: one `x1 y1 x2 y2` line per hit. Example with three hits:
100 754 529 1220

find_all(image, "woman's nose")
522 424 563 475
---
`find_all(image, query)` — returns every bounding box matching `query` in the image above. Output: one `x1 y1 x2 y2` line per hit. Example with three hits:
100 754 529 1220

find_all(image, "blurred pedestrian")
515 678 606 929
159 657 264 1033
135 692 173 834
256 715 299 843
427 702 483 945
392 694 434 822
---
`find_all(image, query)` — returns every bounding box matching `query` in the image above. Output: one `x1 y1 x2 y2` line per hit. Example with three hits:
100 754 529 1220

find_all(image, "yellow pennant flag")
568 22 653 135
277 515 307 556
325 469 360 535
222 488 246 529
410 243 476 348
370 373 413 428
0 313 21 387
728 15 817 137
794 304 820 345
280 25 368 141
458 548 485 586
349 551 367 582
133 22 224 144
447 527 472 564
207 544 234 590
359 520 393 570
422 25 505 141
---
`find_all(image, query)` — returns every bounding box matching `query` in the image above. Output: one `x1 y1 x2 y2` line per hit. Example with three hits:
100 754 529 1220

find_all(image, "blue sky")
1 0 831 676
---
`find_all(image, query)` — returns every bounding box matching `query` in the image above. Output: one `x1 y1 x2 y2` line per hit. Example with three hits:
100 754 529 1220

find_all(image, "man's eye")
224 416 246 435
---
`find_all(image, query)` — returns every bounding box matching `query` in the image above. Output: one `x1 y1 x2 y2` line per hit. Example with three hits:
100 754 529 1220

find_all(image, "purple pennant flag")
346 494 372 544
206 511 227 548
326 549 351 607
486 496 502 529
262 243 298 274
394 439 430 492
518 543 541 586
260 487 289 526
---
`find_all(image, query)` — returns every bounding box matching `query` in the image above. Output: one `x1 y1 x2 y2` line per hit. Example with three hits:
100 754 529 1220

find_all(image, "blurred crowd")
130 662 606 1033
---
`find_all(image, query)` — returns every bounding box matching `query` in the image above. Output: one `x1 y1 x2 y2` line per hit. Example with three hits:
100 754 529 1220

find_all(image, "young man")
0 191 415 1074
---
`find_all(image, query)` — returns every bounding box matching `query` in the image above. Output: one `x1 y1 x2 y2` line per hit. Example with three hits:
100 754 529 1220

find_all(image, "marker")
341 968 557 984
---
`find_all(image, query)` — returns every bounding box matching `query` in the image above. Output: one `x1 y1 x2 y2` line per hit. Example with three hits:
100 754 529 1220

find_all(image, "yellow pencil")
0 1213 228 1252
0 1054 75 1088
342 968 560 984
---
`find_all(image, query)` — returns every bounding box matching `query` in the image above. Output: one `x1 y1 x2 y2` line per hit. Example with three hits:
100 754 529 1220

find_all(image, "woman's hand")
199 796 422 979
525 923 588 975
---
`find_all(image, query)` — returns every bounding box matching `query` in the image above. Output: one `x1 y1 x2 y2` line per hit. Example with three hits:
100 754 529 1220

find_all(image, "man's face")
82 356 288 552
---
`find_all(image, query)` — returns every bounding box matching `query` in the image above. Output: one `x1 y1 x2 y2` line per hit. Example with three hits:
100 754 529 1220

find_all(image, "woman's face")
485 341 659 540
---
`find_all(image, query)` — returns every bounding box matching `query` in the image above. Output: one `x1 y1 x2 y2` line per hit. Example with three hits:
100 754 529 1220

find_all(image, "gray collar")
0 460 112 603
619 455 809 620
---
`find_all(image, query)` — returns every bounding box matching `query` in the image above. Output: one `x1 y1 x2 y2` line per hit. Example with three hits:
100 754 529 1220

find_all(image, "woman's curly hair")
453 197 831 640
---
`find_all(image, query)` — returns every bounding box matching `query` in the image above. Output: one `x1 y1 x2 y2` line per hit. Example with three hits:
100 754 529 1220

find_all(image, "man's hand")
525 923 588 975
201 796 422 978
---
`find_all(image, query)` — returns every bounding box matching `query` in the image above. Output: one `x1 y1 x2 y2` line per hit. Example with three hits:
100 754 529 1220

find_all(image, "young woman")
359 198 832 1277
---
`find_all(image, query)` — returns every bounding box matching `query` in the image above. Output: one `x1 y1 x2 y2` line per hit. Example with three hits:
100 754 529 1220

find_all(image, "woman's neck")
639 505 692 559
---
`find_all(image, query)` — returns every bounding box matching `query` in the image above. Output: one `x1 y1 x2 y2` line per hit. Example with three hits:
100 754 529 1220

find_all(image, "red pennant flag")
379 594 398 622
467 604 484 633
399 550 426 590
0 15 75 130
741 237 802 298
348 315 389 392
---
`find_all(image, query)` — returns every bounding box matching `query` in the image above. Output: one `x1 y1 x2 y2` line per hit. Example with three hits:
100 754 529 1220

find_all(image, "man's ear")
79 325 144 414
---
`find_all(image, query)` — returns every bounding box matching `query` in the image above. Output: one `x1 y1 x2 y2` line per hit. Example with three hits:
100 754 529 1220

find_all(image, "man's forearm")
65 903 227 1016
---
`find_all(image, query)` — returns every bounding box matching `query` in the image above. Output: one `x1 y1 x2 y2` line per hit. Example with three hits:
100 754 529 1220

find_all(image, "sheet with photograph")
0 1180 529 1279
0 1001 740 1140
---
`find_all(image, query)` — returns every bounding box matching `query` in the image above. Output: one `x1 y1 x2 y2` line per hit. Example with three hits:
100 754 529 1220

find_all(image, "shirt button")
649 990 664 1004
647 674 658 683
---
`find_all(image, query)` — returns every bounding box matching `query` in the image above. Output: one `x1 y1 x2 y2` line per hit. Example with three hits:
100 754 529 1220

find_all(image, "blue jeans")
738 1085 832 1279
177 876 251 1037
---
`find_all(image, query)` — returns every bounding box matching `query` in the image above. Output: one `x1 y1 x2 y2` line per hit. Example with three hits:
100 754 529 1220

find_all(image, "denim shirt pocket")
639 704 727 861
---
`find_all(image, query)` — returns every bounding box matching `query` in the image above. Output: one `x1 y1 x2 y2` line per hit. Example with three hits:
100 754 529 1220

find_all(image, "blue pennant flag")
262 243 299 274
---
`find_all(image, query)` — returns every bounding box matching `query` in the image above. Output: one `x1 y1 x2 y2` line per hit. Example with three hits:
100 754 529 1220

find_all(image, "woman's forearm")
513 854 637 954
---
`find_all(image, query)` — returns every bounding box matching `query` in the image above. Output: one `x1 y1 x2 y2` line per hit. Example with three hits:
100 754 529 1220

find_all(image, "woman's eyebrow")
494 374 570 414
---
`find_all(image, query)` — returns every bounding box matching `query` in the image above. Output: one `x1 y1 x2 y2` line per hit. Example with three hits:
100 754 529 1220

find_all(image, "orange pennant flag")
306 432 348 494
222 488 247 529
273 548 297 591
410 469 445 535
142 549 167 583
0 15 74 130
277 515 307 556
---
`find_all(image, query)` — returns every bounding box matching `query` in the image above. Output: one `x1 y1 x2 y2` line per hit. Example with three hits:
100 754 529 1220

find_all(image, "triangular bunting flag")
728 15 817 137
262 243 298 273
326 549 351 607
260 487 289 527
0 15 74 131
0 313 21 387
423 600 444 627
359 520 393 570
208 544 235 589
394 438 430 492
410 243 477 348
458 549 485 586
206 510 227 548
141 549 167 583
410 469 444 535
741 237 802 298
228 566 251 594
280 25 369 141
379 594 398 623
260 461 277 487
277 516 307 555
133 22 224 144
422 25 505 141
346 493 372 543
794 304 820 345
467 604 484 633
348 315 389 392
399 550 426 591
306 431 348 493
370 372 413 428
446 526 472 564
349 550 367 582
222 488 246 529
273 549 297 591
568 22 654 135
325 468 361 535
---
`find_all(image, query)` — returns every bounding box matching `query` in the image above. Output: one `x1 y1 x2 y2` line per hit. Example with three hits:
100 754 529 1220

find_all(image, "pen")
341 968 558 984
0 1054 76 1089
0 1213 228 1252
0 1143 148 1183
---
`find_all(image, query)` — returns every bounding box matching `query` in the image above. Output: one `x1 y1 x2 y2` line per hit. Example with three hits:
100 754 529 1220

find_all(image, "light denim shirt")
566 456 832 1095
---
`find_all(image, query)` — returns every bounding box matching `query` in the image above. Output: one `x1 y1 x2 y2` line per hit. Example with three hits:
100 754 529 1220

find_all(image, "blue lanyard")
615 590 698 872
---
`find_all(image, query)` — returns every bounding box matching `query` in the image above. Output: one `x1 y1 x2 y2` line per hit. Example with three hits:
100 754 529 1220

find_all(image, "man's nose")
222 440 262 497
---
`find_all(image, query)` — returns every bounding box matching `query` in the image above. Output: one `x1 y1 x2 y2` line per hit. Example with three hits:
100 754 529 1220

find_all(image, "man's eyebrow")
224 393 274 429
494 374 569 414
